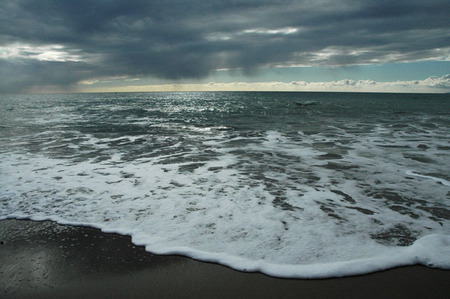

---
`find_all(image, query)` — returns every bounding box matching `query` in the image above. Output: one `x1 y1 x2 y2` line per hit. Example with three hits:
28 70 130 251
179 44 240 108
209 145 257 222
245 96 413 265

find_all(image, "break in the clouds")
0 0 449 93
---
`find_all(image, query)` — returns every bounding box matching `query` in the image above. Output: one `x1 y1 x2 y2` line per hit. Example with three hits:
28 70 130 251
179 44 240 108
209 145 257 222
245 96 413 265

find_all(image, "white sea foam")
405 171 450 187
1 126 449 277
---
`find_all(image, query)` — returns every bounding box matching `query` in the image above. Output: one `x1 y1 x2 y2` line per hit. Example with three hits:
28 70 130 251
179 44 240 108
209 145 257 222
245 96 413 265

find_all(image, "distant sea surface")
1 92 449 278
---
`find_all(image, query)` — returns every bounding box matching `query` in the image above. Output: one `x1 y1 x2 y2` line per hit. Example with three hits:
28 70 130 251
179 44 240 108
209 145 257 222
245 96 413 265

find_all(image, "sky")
0 0 449 94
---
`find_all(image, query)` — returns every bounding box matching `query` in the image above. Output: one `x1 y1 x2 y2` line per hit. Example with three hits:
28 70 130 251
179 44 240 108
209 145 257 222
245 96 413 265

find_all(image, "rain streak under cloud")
0 0 449 93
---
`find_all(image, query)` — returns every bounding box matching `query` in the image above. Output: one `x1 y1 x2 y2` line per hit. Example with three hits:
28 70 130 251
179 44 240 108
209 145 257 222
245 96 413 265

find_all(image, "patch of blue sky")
210 61 450 83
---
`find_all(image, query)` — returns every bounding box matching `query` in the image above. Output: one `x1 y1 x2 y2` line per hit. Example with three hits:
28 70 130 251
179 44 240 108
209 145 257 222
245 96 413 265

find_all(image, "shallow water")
1 92 449 277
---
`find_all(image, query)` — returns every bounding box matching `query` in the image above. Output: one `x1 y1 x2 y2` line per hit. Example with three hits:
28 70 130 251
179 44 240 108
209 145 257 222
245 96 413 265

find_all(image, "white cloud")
78 75 450 93
242 27 299 35
0 43 83 62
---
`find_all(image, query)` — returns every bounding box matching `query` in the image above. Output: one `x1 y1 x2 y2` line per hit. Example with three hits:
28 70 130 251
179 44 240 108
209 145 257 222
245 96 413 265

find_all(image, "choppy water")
1 92 449 278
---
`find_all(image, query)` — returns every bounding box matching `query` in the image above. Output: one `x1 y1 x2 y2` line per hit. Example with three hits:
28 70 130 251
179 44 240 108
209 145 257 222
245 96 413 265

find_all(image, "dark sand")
1 219 449 299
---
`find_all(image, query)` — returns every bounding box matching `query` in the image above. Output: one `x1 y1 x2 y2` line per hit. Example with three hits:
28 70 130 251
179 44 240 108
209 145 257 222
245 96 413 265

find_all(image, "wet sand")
1 219 449 298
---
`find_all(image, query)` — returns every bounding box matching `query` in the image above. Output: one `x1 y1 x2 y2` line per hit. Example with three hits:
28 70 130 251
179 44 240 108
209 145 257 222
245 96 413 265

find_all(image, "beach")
1 219 449 299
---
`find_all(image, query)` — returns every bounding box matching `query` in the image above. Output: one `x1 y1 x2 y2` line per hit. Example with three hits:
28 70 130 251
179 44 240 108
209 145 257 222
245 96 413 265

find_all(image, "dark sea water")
1 92 449 278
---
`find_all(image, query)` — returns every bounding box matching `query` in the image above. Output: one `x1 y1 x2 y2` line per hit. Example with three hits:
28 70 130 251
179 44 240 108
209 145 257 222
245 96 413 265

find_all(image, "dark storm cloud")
0 59 93 93
0 0 449 92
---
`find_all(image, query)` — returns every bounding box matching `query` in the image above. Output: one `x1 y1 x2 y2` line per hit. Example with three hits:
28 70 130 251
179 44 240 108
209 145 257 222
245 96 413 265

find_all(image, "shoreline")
1 219 449 298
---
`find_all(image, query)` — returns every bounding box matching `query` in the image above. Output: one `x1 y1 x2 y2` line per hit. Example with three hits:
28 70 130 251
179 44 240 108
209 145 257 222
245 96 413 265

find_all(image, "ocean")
0 91 449 278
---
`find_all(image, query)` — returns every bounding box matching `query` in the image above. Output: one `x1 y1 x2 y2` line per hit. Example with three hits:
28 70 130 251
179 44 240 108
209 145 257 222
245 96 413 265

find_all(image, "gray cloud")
0 0 449 93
